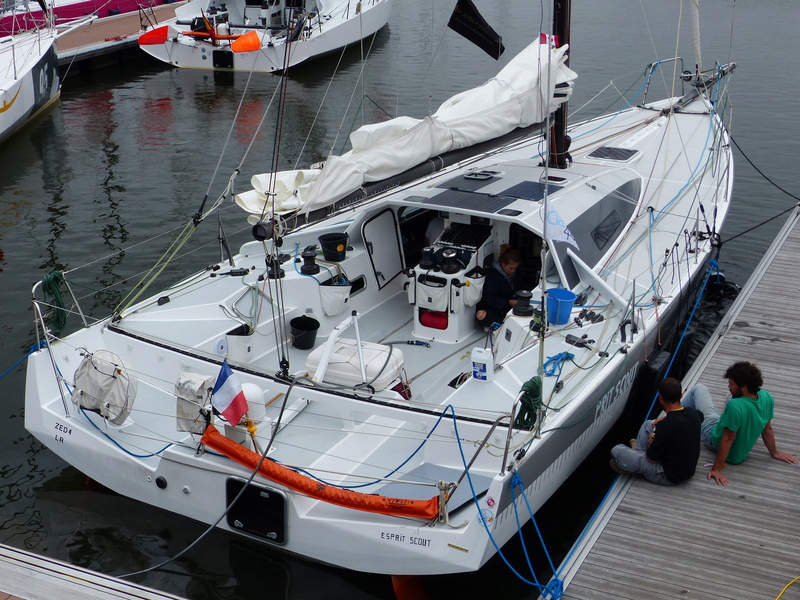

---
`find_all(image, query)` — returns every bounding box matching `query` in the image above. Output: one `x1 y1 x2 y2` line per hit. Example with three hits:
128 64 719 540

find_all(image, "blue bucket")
546 288 576 325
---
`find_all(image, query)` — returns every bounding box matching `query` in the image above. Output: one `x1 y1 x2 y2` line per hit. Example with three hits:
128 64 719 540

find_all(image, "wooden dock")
552 205 800 599
56 3 183 69
0 543 186 600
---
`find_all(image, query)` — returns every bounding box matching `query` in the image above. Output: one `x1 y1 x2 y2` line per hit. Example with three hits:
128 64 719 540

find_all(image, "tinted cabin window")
548 178 640 289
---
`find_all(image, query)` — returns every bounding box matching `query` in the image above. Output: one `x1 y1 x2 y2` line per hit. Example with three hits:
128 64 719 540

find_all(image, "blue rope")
37 342 174 460
445 405 564 597
543 352 574 377
542 259 724 593
643 259 719 418
508 472 541 585
289 405 452 490
80 407 174 458
0 342 46 380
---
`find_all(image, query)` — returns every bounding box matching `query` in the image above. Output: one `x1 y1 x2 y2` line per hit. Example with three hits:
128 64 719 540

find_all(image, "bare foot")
476 310 486 321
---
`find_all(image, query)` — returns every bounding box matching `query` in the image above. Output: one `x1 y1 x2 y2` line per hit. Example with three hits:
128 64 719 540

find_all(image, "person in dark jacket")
609 378 703 485
475 244 524 328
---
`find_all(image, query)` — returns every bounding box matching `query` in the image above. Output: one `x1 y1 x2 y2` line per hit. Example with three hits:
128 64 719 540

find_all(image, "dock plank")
56 3 184 64
0 543 185 600
555 207 800 600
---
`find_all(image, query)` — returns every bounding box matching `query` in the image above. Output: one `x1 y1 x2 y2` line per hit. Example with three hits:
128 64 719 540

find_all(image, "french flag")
211 360 248 425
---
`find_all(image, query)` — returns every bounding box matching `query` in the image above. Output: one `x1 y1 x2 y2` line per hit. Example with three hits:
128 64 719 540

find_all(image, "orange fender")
231 30 261 53
139 26 169 46
201 424 440 520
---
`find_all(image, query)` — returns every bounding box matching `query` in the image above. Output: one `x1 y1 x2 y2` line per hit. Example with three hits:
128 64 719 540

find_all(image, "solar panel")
421 189 515 213
587 147 639 161
500 181 562 201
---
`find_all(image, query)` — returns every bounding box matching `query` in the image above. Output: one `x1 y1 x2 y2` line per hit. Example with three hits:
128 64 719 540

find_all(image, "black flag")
447 0 505 60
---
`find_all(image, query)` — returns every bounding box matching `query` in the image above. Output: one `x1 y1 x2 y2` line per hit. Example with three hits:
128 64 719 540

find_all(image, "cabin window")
546 178 640 289
591 211 623 251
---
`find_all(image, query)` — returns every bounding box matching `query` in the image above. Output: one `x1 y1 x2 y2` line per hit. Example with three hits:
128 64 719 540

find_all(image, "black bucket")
289 315 319 350
318 233 348 262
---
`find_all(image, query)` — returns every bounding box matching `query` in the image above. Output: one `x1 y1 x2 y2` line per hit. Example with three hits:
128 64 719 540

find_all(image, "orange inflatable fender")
139 26 169 46
201 425 440 520
231 30 261 53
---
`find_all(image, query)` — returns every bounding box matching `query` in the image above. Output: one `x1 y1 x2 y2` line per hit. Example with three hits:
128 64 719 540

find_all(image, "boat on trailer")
137 0 390 72
25 5 735 579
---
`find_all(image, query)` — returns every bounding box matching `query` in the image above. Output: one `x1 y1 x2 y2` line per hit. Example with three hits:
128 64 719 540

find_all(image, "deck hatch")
437 174 496 191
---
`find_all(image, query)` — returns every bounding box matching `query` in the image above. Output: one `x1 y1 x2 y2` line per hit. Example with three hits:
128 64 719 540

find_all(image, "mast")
547 0 571 169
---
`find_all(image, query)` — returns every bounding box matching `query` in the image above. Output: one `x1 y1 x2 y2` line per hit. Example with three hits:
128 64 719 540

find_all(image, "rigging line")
670 0 684 100
721 202 800 245
568 73 644 121
358 0 364 126
282 402 454 491
569 72 653 143
636 0 663 82
292 48 349 170
729 135 800 200
642 259 718 419
57 18 90 84
0 343 43 380
121 375 304 579
328 28 379 156
113 221 195 315
238 82 282 186
197 56 262 212
80 408 175 458
652 111 722 224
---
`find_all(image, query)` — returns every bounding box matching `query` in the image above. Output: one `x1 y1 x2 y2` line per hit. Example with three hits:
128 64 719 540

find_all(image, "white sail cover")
235 39 577 218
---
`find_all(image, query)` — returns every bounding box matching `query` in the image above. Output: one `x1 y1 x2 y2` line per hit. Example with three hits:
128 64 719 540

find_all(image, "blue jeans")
680 383 719 450
610 420 673 486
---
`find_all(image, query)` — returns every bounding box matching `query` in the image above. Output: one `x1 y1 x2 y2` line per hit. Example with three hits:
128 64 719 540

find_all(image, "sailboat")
25 0 734 578
1 1 94 144
137 0 390 72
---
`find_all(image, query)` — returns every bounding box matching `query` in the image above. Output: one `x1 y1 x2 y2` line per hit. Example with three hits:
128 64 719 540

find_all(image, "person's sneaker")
629 439 638 450
609 458 637 476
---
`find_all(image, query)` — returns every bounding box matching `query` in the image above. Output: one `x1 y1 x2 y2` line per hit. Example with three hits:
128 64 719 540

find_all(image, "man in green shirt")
682 361 798 485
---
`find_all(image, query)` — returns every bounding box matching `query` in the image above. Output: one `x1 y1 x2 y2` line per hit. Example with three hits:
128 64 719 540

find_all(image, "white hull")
139 0 390 72
0 28 60 144
25 57 734 574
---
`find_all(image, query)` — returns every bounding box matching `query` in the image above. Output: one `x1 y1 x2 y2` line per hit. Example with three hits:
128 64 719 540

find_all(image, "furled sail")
235 38 577 218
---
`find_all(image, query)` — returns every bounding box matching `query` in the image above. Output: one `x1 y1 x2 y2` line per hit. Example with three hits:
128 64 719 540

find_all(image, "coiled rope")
41 271 68 335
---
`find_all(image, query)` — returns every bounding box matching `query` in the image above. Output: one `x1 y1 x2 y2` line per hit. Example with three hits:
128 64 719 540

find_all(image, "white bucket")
471 347 494 382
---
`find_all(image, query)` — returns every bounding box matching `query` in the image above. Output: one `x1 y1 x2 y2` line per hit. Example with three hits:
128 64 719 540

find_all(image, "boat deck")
552 206 800 599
